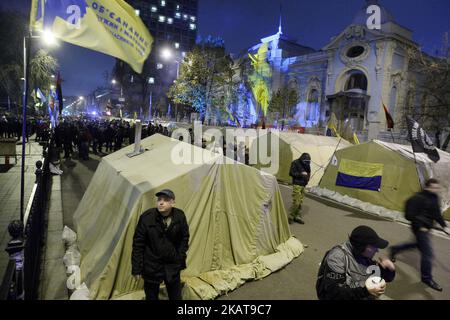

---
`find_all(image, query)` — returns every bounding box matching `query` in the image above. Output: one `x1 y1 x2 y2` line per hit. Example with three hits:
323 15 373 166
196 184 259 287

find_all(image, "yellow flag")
30 0 152 73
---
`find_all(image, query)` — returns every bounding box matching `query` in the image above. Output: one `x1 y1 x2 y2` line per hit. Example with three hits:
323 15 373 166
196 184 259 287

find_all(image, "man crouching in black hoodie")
316 225 396 300
132 189 190 300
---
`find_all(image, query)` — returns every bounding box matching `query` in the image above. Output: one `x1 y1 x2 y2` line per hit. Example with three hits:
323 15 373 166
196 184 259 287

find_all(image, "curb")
39 174 68 300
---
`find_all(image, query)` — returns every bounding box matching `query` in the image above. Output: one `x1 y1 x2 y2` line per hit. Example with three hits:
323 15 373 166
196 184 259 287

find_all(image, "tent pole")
406 115 424 190
314 136 343 186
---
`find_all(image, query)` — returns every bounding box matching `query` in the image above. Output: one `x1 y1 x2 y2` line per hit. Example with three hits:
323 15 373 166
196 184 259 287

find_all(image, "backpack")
404 194 422 221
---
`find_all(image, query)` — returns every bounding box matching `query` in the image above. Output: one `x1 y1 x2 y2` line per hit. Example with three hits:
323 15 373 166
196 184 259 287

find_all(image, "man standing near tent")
389 178 447 292
289 153 311 224
132 189 190 300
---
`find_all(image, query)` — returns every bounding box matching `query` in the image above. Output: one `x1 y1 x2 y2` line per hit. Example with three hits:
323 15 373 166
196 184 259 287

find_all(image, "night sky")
2 0 449 97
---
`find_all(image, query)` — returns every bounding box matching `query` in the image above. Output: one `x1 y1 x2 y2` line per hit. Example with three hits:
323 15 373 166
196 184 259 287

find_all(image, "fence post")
5 220 25 300
35 160 42 184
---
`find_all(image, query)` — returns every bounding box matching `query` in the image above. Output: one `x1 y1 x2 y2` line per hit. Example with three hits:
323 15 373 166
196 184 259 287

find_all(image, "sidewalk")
0 140 43 282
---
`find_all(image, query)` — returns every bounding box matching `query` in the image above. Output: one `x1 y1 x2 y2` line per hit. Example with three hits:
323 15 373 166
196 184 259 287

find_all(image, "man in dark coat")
132 189 190 300
288 153 311 224
389 178 447 291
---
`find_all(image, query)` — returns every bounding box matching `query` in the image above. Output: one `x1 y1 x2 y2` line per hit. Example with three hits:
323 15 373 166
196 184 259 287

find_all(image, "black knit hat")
350 225 388 249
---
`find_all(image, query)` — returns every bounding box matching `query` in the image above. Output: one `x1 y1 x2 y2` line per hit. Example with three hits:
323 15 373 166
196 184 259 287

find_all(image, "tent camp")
251 132 352 186
316 140 450 217
73 134 303 300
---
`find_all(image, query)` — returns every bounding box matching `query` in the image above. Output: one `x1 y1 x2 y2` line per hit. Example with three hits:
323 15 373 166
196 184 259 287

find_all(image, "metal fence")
0 138 53 300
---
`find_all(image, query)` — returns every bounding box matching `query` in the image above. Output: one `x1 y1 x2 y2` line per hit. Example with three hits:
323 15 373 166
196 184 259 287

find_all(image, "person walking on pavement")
316 225 396 300
389 178 447 292
288 153 311 224
132 189 190 300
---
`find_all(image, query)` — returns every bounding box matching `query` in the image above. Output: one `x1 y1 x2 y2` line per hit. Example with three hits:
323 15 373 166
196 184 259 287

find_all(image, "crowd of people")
0 115 48 142
51 118 174 161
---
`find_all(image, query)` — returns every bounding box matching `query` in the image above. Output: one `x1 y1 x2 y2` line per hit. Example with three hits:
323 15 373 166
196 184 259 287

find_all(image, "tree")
403 45 450 149
0 10 58 114
168 36 234 123
269 85 299 128
112 56 159 120
29 49 58 93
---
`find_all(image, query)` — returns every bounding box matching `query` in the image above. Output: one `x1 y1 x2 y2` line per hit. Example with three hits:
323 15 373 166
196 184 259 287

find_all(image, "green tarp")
73 134 303 300
252 132 352 186
319 140 450 216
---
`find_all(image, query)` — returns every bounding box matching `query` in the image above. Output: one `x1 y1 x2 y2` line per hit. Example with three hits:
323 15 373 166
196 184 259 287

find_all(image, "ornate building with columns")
236 1 430 142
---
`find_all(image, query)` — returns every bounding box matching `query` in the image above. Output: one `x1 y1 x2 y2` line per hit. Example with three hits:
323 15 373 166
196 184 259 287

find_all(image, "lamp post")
148 77 154 121
161 48 180 121
111 79 124 118
20 29 57 222
79 96 85 115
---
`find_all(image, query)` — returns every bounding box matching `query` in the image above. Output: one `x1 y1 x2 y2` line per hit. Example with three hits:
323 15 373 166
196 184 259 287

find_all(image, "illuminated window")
158 15 165 23
157 63 163 70
148 77 155 84
167 18 173 24
175 42 180 49
175 12 181 19
183 14 188 20
135 9 140 16
190 16 196 22
151 6 157 12
161 0 166 6
189 23 196 30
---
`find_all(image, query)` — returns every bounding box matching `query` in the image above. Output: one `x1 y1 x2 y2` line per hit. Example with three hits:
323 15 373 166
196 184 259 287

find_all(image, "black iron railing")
0 138 53 300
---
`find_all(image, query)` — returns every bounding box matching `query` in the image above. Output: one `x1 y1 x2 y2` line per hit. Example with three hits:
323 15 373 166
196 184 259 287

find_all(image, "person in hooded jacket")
316 225 396 300
288 153 311 224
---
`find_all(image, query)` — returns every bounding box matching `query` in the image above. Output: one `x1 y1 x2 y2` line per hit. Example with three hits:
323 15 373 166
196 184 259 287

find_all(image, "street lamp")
111 79 124 118
161 48 180 79
42 29 57 46
161 48 181 121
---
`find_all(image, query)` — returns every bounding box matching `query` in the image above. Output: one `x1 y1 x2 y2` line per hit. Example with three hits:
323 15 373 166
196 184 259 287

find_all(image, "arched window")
306 89 319 121
345 71 367 91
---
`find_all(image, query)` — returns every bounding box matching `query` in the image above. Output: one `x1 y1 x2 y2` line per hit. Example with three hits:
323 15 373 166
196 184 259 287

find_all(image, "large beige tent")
318 140 450 215
73 134 303 300
251 132 352 186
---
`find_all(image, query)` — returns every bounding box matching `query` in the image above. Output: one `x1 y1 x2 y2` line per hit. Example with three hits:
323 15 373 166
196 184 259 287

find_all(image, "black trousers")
391 228 433 281
144 274 181 300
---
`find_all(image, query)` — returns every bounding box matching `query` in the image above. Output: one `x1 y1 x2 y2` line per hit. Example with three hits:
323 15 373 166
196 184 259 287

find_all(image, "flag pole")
389 128 395 143
406 115 424 190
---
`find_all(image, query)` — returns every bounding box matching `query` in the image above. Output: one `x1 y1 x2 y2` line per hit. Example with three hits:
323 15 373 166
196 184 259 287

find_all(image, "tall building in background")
129 0 198 54
111 0 198 119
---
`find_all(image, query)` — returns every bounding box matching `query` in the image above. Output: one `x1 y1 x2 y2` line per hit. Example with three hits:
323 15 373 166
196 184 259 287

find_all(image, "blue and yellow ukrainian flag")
336 159 383 191
30 0 152 73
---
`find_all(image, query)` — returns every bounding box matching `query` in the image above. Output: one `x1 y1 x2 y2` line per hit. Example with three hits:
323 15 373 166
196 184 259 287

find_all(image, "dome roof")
352 0 396 26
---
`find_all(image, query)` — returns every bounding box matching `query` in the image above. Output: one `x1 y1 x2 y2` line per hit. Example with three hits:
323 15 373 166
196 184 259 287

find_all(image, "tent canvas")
251 132 352 187
318 140 450 215
73 134 303 300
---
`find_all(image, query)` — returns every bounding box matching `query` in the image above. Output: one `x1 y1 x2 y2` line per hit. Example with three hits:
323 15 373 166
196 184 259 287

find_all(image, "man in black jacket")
288 153 311 224
389 178 447 291
316 225 396 300
132 189 190 300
